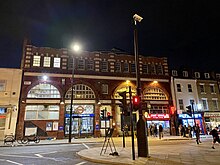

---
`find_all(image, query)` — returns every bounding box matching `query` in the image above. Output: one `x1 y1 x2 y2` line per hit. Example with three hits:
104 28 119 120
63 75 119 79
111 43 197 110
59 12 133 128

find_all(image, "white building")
0 68 22 140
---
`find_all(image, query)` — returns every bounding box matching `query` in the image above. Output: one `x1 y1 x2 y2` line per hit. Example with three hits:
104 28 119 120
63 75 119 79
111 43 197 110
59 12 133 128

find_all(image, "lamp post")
69 43 81 143
133 14 149 157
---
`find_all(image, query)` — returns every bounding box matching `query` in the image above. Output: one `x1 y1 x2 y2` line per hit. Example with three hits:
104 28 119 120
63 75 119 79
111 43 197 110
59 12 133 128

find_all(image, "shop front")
178 113 205 134
204 112 220 132
145 113 170 134
64 104 94 138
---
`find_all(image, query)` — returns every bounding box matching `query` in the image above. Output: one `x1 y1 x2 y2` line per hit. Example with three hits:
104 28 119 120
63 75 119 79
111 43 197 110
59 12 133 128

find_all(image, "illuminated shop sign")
178 114 202 119
204 112 220 117
145 113 170 120
65 114 95 118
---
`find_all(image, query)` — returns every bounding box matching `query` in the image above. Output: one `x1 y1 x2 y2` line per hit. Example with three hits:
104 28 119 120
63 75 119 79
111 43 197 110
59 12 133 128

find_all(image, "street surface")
0 136 219 165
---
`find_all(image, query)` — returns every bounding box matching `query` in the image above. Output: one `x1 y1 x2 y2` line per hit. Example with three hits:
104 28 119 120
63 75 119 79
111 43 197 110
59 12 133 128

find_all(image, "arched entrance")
64 84 96 137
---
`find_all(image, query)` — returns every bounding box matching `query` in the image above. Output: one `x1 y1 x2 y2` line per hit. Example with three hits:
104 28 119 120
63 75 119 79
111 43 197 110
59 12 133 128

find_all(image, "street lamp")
133 13 149 158
69 43 81 143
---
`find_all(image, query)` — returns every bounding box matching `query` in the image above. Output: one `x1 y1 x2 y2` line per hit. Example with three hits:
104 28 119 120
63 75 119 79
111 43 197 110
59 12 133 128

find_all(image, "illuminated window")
27 83 60 98
204 73 210 79
53 57 61 68
143 87 168 100
43 57 51 67
25 105 59 120
33 55 41 67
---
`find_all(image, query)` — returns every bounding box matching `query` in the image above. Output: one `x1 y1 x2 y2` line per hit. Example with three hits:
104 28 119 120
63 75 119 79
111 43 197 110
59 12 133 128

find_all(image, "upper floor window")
183 71 188 77
212 99 218 110
131 63 136 73
210 84 216 93
43 57 51 67
53 57 61 68
172 70 178 76
199 84 205 93
77 59 85 70
102 84 108 94
188 84 193 92
202 99 208 110
157 64 163 75
0 80 6 92
123 62 129 73
178 99 184 110
115 62 121 72
195 72 200 78
27 83 61 98
86 59 94 71
142 64 149 74
216 73 220 79
151 63 156 74
101 61 108 72
33 55 41 67
204 73 210 79
177 84 182 92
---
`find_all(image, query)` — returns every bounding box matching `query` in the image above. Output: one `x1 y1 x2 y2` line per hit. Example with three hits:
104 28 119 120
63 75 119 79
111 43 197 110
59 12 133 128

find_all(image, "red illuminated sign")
145 114 170 120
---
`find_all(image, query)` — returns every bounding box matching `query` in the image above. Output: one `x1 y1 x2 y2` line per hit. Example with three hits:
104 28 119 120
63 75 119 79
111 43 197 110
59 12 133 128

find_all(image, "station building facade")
16 41 174 139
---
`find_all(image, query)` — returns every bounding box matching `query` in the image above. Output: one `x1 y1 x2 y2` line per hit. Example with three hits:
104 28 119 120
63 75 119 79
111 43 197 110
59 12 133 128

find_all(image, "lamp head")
133 14 143 22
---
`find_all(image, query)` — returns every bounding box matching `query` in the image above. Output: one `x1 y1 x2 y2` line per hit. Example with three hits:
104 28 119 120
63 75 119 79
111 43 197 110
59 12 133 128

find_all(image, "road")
0 137 218 165
0 143 100 165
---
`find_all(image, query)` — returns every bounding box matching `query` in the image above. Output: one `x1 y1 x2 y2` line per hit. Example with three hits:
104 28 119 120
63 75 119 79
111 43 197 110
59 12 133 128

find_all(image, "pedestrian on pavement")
195 124 201 144
210 127 220 149
154 124 158 137
178 124 182 136
149 124 153 136
188 125 192 138
181 125 185 137
159 124 163 139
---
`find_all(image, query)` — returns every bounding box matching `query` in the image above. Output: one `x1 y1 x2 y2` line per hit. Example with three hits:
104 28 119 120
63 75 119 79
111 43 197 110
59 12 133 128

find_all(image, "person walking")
159 124 163 139
210 127 220 149
195 124 201 144
154 124 158 137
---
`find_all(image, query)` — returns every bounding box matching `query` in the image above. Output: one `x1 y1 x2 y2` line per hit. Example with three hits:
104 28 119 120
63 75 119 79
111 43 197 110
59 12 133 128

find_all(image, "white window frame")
178 99 184 110
172 70 178 76
210 84 216 94
212 99 218 110
204 73 210 79
183 71 188 77
202 98 208 110
101 61 108 72
195 72 200 78
53 57 61 68
77 59 85 70
188 84 193 92
199 84 205 93
176 84 182 92
124 62 129 73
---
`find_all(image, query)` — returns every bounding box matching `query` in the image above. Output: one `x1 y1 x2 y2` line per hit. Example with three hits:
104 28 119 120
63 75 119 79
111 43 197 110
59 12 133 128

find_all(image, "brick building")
16 40 174 139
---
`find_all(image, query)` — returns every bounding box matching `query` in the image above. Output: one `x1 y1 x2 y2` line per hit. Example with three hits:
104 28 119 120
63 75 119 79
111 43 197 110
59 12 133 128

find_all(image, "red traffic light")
133 96 140 105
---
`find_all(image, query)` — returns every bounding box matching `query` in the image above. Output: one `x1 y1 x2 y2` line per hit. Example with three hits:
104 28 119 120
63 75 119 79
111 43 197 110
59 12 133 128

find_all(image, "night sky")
0 1 219 72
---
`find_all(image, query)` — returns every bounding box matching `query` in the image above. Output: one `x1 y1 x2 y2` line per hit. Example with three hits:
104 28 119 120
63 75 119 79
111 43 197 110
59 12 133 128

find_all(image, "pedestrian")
194 124 201 144
159 124 163 139
124 124 129 137
210 127 220 149
154 124 158 137
181 125 185 137
149 124 153 136
178 124 182 136
188 125 192 138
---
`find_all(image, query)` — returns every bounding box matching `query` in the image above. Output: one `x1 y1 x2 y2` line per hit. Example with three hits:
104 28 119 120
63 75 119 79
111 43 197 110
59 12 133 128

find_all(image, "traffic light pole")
129 86 135 160
192 102 196 126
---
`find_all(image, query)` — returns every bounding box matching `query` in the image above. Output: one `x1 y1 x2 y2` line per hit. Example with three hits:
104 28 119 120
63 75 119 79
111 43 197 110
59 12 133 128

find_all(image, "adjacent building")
0 68 22 140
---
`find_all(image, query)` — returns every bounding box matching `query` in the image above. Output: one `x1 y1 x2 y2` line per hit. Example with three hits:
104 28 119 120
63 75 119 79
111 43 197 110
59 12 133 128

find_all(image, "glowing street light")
69 43 81 143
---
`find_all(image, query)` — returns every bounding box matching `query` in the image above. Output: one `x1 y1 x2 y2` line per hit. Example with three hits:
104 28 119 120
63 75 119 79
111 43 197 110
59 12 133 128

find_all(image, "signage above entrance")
145 113 170 120
204 112 220 117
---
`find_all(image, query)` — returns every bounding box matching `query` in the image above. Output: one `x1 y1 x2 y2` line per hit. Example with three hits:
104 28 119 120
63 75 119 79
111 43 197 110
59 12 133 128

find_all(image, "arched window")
143 87 168 100
113 86 136 99
65 84 95 99
27 83 60 98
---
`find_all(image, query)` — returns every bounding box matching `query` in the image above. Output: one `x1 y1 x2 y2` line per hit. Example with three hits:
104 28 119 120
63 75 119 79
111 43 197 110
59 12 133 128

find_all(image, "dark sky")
0 0 220 71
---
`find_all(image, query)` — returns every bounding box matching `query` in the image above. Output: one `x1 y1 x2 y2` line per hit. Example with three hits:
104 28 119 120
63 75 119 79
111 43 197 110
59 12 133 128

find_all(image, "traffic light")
133 95 140 111
100 110 104 119
107 111 111 120
186 105 192 116
118 91 128 116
